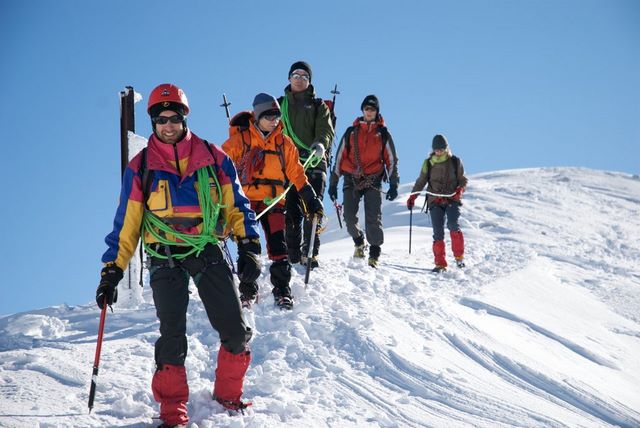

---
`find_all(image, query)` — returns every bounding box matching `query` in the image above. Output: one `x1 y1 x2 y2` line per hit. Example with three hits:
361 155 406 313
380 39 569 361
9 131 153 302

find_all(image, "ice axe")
304 215 319 288
88 300 108 413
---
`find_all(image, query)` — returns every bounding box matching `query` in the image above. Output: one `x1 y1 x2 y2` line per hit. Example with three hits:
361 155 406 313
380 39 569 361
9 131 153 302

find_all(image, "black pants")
149 243 252 366
285 169 326 259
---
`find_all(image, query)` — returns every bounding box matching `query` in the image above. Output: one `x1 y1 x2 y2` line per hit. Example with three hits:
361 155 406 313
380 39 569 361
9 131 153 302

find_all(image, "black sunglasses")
152 114 183 125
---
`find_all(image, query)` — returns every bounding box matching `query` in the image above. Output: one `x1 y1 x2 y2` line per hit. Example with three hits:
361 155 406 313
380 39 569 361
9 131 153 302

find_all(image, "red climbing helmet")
147 83 190 115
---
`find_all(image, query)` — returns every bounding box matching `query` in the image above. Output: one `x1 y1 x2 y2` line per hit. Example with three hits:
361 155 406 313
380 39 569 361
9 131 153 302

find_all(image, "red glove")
452 186 465 201
407 194 418 209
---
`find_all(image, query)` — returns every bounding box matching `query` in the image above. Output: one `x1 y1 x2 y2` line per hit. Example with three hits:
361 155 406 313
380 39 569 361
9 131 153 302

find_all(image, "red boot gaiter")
213 346 251 404
433 240 447 267
450 230 465 259
152 364 189 425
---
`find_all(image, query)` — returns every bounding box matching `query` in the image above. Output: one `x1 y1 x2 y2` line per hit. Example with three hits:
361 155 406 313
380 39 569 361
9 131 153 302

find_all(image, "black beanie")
360 95 379 112
149 101 186 119
432 134 448 150
288 61 312 82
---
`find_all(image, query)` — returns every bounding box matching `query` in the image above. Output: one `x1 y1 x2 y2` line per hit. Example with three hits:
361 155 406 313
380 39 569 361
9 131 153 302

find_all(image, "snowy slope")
1 168 639 428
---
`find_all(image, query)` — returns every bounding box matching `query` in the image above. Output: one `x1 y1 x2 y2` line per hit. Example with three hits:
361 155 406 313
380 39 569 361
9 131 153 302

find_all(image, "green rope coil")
142 166 225 260
280 97 322 169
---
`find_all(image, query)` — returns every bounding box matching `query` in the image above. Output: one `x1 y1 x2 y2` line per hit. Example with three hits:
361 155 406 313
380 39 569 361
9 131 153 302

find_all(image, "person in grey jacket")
407 134 468 272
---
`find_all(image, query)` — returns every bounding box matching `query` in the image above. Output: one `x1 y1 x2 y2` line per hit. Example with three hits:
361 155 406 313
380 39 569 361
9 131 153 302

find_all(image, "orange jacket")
330 115 399 186
222 111 309 203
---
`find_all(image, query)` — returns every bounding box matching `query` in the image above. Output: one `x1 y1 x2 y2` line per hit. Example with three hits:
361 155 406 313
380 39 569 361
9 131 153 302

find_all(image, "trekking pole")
220 93 231 121
88 300 108 413
409 207 413 254
304 215 319 288
334 200 343 229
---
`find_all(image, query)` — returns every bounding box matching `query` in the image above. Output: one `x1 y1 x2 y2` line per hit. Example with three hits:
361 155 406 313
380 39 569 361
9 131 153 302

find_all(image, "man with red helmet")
97 83 261 425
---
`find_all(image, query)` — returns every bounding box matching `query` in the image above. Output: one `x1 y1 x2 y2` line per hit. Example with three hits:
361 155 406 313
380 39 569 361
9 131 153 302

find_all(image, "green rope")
142 166 225 260
258 155 316 220
280 96 322 169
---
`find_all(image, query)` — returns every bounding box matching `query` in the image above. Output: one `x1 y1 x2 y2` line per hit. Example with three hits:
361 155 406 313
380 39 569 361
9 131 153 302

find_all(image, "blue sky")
1 0 638 316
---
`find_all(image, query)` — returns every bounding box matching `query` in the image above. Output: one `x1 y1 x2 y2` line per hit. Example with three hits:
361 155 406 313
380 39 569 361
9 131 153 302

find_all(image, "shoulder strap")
140 147 153 205
378 126 388 158
451 155 459 187
344 126 354 153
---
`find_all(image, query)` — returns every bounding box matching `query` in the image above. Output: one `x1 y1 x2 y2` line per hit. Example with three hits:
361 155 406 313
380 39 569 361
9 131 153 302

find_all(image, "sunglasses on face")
363 106 377 112
261 114 281 122
290 73 310 82
152 114 183 125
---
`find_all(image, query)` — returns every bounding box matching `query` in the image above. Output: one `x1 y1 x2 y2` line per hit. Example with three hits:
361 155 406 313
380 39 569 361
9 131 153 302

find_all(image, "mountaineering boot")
455 258 466 268
273 286 294 310
157 424 186 428
300 255 319 270
432 240 448 268
270 261 293 309
368 245 381 268
432 265 447 273
152 364 189 426
450 230 465 260
239 281 258 308
213 345 252 412
353 234 366 259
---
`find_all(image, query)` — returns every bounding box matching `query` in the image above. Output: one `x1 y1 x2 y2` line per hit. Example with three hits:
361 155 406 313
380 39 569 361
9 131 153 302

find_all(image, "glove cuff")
238 237 261 255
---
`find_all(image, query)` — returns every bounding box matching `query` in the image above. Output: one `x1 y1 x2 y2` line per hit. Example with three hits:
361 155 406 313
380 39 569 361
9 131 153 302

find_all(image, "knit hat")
149 101 186 119
252 93 281 120
432 134 448 150
360 95 379 112
288 61 312 82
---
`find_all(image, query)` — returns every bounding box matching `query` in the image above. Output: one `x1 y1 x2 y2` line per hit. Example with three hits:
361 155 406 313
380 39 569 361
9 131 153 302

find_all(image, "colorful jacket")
278 84 335 172
329 115 399 187
222 111 309 203
102 130 260 270
411 152 468 205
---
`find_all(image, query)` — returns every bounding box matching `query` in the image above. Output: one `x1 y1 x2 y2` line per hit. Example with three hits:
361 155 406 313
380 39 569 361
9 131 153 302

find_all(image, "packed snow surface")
1 167 639 427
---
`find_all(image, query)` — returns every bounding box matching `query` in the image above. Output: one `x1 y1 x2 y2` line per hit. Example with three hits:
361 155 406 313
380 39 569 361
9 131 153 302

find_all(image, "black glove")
299 184 324 218
386 184 398 201
96 263 123 309
328 183 338 202
237 238 262 283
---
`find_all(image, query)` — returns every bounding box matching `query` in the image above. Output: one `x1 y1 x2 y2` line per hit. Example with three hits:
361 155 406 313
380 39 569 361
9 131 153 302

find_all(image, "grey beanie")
252 93 281 120
432 134 448 150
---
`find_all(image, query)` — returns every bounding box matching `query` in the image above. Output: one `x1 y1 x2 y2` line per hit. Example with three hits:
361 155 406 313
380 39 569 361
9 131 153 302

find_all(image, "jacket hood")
146 130 215 177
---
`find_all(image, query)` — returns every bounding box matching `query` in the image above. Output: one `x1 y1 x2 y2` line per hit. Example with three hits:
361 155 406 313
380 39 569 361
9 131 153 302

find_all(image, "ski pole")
88 300 108 413
304 215 319 288
220 93 231 121
409 207 413 254
334 201 343 229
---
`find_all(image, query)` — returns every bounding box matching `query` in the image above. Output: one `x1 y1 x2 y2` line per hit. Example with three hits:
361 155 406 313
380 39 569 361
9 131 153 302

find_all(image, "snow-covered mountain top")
1 167 639 427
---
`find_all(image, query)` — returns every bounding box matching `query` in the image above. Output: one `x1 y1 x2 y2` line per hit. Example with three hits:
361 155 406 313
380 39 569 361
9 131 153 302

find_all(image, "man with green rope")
97 83 262 425
279 61 335 269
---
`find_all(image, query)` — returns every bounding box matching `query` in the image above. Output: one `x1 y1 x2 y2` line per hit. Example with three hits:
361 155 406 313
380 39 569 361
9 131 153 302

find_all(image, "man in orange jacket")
222 93 323 310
